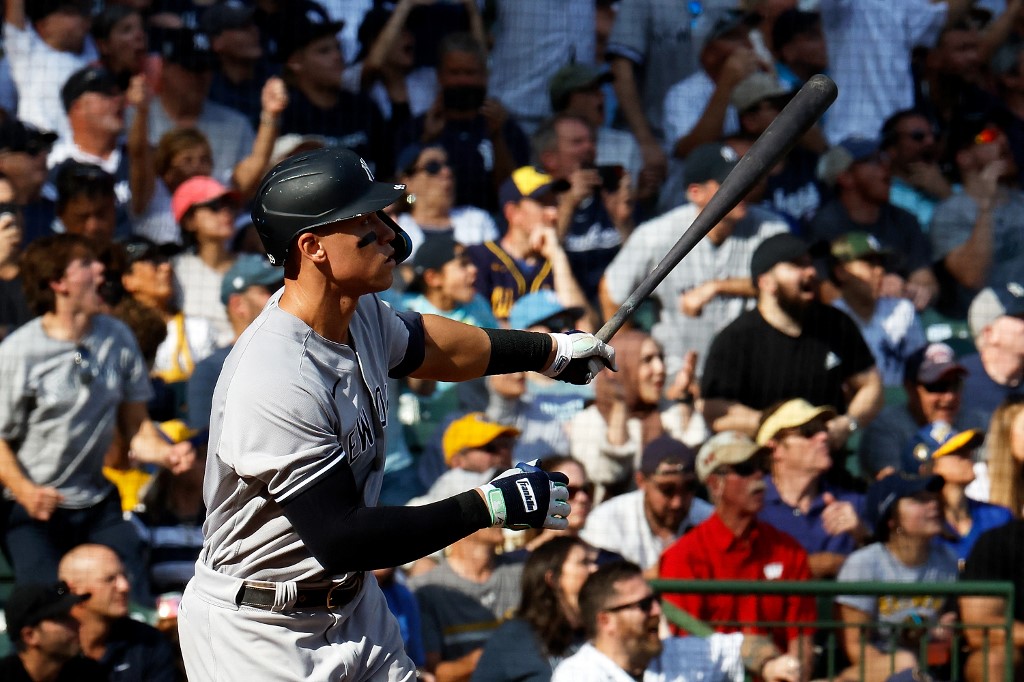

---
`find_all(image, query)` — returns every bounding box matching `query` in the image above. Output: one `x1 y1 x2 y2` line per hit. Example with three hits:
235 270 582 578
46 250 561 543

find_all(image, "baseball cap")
201 0 255 36
750 232 810 283
61 65 121 113
5 581 88 644
684 142 740 186
864 472 944 537
275 2 345 63
756 398 837 445
409 235 461 292
816 137 883 187
701 8 759 51
902 421 984 473
157 27 217 72
967 281 1024 338
731 73 791 113
903 342 967 385
442 413 520 464
549 64 612 111
830 231 891 263
509 290 584 331
220 254 283 305
639 435 696 477
172 176 239 224
0 118 57 155
696 431 769 483
26 0 89 23
499 166 570 206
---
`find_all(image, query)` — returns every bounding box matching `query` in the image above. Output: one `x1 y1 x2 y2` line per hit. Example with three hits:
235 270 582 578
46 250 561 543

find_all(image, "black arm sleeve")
280 461 492 573
483 327 551 376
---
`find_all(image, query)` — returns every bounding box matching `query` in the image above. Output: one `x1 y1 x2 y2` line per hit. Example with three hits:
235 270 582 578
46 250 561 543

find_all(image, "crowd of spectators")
0 0 1024 681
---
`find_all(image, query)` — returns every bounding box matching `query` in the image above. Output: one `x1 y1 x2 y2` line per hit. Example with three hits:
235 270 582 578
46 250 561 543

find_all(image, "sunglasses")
567 482 595 498
415 160 448 176
604 595 658 614
783 418 829 439
481 438 514 454
653 480 695 498
73 346 97 386
901 129 932 142
197 196 236 213
974 126 1000 145
720 455 771 478
920 377 963 394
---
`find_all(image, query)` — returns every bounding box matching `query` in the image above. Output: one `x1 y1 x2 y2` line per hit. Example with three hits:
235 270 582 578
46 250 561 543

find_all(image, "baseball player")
177 148 616 681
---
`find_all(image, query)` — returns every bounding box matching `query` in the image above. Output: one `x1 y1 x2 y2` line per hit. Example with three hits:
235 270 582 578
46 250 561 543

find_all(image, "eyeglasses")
567 482 595 498
720 455 770 478
974 126 1000 145
415 160 448 176
73 346 97 386
920 377 963 394
604 595 658 614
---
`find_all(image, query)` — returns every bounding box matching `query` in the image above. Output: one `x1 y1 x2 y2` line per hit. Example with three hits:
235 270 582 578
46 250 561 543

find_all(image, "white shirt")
580 490 714 570
171 253 233 347
552 638 745 682
662 71 739 153
820 0 946 143
3 21 96 141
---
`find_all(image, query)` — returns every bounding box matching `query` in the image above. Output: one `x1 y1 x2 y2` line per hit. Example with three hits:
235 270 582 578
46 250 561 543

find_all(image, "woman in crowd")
394 143 498 259
91 5 147 90
134 128 215 246
471 536 597 682
836 474 959 682
985 396 1024 517
170 175 240 345
569 330 706 502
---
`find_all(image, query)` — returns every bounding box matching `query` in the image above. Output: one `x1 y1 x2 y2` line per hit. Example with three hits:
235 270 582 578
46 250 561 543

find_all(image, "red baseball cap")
172 176 239 224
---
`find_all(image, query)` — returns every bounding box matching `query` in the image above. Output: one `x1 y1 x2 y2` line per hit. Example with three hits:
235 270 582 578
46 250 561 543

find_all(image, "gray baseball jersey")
197 289 416 582
0 315 153 508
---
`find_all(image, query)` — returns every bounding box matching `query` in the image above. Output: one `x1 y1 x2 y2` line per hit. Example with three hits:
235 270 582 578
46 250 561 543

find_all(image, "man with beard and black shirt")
275 2 393 177
395 32 529 214
700 233 883 451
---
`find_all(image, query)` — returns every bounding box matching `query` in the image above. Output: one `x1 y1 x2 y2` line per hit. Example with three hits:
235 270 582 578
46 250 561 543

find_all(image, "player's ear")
294 232 325 263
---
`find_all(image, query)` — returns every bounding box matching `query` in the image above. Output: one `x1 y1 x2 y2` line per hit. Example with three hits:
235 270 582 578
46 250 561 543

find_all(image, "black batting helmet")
251 147 412 266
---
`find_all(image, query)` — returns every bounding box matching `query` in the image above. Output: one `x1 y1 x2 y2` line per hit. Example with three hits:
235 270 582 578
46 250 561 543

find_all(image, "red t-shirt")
659 512 816 650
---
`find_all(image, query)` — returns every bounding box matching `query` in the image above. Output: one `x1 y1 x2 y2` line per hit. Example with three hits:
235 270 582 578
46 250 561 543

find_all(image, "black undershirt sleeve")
280 460 492 573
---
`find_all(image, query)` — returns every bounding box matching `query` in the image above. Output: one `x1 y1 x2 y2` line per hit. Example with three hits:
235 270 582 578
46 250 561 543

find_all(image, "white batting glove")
543 332 617 385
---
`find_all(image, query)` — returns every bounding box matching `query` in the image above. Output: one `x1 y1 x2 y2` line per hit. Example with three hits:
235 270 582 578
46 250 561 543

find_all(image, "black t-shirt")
395 115 530 213
279 87 394 178
0 654 108 681
564 197 621 302
809 199 932 275
700 303 876 412
100 617 179 681
962 520 1024 623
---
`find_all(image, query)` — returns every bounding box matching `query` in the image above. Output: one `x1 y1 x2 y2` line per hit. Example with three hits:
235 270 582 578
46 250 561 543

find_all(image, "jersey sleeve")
605 0 648 63
835 546 878 615
603 222 656 304
376 296 425 378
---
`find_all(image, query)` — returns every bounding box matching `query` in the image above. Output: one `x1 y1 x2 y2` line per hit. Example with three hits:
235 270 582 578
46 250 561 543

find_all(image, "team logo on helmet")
360 158 374 182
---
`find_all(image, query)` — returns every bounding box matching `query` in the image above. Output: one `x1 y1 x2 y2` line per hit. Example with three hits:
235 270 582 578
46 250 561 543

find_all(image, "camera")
596 164 625 192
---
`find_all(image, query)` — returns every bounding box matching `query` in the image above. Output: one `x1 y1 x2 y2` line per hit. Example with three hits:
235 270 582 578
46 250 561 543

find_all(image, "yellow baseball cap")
442 413 520 464
756 398 837 445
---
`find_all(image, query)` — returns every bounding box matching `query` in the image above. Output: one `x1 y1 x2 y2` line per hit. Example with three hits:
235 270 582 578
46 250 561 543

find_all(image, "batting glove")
477 461 570 530
544 331 617 385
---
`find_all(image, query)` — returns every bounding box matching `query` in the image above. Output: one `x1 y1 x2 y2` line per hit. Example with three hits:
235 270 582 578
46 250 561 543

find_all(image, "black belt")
236 572 365 611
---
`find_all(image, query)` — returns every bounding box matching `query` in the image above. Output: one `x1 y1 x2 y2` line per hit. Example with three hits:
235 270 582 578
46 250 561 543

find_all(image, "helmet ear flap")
376 211 411 264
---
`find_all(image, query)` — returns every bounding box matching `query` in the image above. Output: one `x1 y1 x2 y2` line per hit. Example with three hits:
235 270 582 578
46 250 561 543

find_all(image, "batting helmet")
251 147 412 266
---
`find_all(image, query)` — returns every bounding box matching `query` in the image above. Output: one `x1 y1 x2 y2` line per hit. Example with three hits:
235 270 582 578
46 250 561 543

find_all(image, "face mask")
442 85 486 112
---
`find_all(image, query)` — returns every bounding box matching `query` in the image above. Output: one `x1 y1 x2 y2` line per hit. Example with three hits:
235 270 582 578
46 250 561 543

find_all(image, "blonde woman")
986 397 1024 516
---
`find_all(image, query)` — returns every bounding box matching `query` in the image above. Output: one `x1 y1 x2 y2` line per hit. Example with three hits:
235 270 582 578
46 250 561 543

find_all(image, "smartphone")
596 164 625 192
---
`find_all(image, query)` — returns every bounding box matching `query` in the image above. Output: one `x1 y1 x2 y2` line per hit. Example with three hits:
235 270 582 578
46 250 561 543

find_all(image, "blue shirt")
758 476 864 556
939 498 1013 564
381 579 426 667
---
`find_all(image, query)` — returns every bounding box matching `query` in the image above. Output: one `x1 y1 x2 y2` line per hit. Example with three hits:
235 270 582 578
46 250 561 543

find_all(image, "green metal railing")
650 580 1016 681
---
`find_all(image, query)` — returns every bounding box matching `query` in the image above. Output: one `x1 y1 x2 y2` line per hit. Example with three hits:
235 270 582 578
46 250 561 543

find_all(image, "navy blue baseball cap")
864 473 944 537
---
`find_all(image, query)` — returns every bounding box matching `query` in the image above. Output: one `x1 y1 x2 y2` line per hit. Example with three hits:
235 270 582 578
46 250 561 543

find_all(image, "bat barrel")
596 74 838 344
